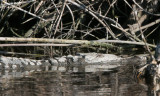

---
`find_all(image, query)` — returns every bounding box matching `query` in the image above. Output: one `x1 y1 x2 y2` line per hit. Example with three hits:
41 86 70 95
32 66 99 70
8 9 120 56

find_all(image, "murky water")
0 62 159 96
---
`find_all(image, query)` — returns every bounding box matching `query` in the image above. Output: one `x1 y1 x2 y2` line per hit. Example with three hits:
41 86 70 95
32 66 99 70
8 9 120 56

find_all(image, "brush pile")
0 0 160 57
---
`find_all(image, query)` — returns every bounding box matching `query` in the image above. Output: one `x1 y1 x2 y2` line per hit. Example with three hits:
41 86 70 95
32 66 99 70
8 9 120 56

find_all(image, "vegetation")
0 0 160 58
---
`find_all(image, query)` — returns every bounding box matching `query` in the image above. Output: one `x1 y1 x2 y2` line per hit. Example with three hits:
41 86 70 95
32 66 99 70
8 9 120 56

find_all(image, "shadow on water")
0 61 159 96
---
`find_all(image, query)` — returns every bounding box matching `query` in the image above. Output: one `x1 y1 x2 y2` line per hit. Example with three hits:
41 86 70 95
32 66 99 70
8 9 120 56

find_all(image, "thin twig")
125 19 160 33
134 9 155 61
66 4 76 30
67 0 118 39
2 0 47 21
146 25 159 38
1 0 36 6
111 24 141 41
53 0 67 37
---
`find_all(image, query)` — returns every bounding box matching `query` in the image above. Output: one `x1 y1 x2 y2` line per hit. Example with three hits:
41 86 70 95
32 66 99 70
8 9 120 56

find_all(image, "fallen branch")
0 37 156 48
0 43 73 47
94 40 156 48
0 37 114 48
0 37 88 43
125 19 160 33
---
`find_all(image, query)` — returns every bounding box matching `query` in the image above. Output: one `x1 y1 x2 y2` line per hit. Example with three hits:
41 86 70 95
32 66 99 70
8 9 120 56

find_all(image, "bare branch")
67 0 118 39
2 0 47 21
0 43 73 47
94 39 156 48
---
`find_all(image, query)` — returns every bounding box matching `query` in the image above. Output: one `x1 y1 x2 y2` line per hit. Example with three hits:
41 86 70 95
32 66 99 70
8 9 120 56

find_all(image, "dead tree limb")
0 37 114 48
0 43 73 47
94 40 156 48
0 37 155 48
125 19 160 33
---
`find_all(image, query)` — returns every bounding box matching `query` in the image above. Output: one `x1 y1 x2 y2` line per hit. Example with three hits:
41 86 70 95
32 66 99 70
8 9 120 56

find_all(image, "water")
0 62 159 96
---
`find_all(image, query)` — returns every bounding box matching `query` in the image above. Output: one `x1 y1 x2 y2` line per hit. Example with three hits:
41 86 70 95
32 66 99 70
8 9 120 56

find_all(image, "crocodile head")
146 64 157 77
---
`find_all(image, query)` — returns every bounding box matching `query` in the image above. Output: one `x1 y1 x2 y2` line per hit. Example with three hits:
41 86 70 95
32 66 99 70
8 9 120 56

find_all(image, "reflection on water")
0 62 159 96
